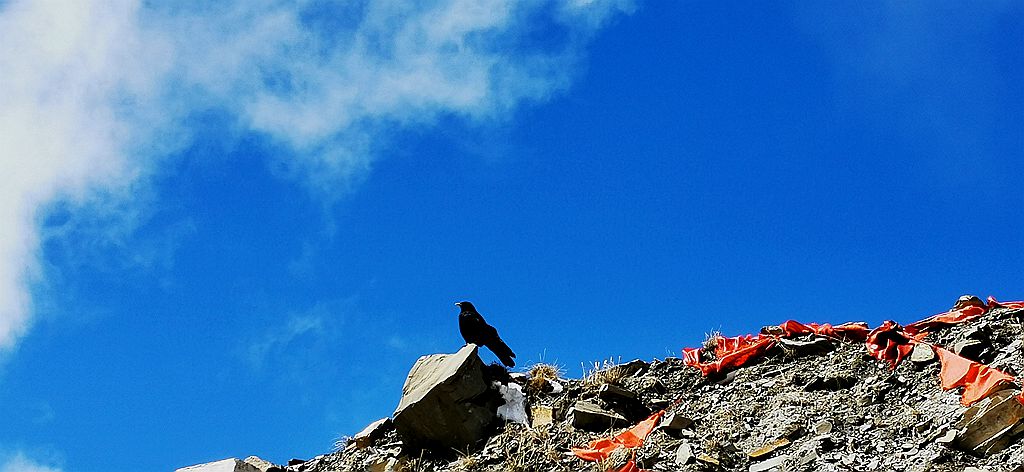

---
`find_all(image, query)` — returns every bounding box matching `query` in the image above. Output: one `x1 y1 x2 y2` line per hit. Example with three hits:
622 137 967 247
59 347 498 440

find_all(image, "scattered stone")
963 468 991 472
649 398 672 409
366 457 408 472
935 428 957 445
392 345 500 452
675 441 694 465
568 400 627 431
351 418 393 449
748 438 790 460
695 453 720 467
531 405 553 428
638 376 667 394
803 375 858 392
796 449 818 466
910 344 937 365
175 459 261 472
243 456 283 472
616 359 649 377
816 435 838 452
599 383 638 402
749 454 788 472
496 382 528 424
783 423 807 440
954 389 1024 455
658 411 695 435
954 295 986 310
598 384 650 421
715 370 739 385
953 339 988 361
777 336 835 356
990 340 1023 369
813 420 833 435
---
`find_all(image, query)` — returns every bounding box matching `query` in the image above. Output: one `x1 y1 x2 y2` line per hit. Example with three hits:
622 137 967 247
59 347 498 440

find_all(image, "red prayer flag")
933 346 1015 406
571 410 665 462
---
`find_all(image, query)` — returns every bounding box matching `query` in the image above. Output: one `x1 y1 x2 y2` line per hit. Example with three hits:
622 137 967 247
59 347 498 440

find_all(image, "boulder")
366 457 410 472
531 405 554 428
954 389 1024 455
599 384 651 421
953 340 988 362
657 411 695 436
392 344 500 452
616 359 649 377
748 438 790 460
954 295 986 310
175 459 261 472
351 418 394 449
568 400 627 431
777 336 835 356
675 441 694 465
750 454 789 472
910 344 937 365
242 457 284 472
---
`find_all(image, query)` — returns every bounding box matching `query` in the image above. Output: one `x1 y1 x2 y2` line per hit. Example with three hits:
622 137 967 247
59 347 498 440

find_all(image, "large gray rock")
351 418 394 449
175 459 261 472
242 457 284 472
954 388 1024 455
392 344 499 451
568 400 627 431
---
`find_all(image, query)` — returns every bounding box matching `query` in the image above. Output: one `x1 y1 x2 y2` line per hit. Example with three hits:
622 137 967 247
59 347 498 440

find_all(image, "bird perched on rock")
455 301 516 368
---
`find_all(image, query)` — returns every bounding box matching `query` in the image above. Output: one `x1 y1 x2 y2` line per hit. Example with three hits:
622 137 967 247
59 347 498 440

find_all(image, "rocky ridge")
179 296 1024 472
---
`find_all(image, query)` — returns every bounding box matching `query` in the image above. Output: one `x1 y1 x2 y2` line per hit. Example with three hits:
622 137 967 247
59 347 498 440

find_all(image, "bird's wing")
460 313 497 343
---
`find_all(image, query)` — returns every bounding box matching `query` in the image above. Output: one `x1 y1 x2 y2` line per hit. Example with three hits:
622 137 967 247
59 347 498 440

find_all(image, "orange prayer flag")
572 410 666 462
614 410 664 448
905 305 987 336
572 437 621 462
934 346 1015 406
988 296 1024 310
613 460 641 472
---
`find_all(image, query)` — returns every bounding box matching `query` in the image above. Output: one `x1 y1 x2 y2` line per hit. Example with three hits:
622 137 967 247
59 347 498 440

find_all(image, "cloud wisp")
0 0 632 354
0 452 61 472
246 314 325 371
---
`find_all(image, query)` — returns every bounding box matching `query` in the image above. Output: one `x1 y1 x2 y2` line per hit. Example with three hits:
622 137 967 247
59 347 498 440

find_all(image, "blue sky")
1 1 1022 471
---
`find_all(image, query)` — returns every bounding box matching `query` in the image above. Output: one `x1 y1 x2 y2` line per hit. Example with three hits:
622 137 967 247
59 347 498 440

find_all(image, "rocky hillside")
178 295 1024 472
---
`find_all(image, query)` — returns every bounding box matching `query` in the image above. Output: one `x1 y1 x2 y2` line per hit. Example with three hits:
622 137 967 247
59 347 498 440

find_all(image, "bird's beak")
454 302 461 307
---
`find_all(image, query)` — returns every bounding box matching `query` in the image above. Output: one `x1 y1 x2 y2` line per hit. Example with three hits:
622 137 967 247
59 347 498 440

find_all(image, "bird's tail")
490 339 516 368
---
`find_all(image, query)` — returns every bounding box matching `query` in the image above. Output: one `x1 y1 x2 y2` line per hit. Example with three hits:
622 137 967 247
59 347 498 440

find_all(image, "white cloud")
0 452 61 472
246 314 325 370
0 0 631 354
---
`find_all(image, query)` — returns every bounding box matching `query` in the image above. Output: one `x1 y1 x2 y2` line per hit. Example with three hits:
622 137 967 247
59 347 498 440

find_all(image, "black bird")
455 301 516 368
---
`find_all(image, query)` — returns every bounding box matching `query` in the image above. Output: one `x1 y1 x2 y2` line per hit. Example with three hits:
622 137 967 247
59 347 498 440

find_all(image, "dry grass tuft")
332 435 352 452
500 425 572 472
582 357 624 387
527 362 564 394
703 330 722 351
453 454 477 471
